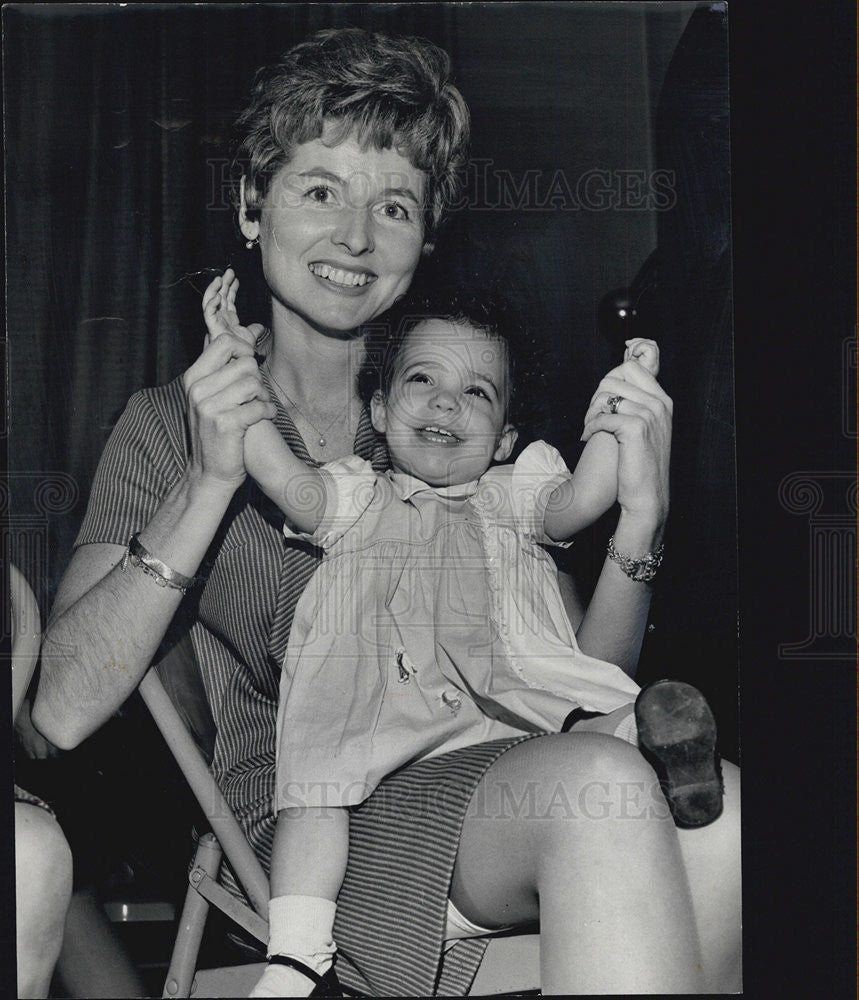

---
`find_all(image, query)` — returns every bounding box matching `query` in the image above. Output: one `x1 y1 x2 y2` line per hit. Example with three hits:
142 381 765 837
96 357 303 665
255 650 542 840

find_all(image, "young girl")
202 271 721 998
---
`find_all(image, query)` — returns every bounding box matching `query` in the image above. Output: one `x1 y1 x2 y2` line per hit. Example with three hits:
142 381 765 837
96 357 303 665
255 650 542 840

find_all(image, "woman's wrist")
134 470 238 579
182 462 246 506
611 508 666 556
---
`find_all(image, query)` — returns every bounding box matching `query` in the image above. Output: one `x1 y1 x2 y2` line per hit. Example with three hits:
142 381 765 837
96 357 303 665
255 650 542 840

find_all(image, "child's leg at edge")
250 806 349 998
270 804 349 900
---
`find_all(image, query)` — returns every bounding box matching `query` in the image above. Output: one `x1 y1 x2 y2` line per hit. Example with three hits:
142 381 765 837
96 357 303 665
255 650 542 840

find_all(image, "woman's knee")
530 731 661 787
453 734 680 925
16 804 73 924
550 733 671 826
472 733 669 829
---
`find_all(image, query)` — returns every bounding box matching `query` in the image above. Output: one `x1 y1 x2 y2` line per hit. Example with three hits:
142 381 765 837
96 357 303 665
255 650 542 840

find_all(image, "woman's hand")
15 699 60 760
581 359 672 538
182 331 276 492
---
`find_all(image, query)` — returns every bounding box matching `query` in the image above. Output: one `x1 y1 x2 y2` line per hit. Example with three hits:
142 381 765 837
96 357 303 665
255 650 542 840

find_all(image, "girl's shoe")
634 679 724 828
266 956 343 997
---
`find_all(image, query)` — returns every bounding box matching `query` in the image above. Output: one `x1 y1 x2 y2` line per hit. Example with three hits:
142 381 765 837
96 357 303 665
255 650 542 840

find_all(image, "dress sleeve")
508 440 575 548
282 454 379 550
75 389 186 548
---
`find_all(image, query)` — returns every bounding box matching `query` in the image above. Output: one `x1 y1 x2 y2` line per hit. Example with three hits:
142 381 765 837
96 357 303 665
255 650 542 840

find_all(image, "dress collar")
388 471 480 502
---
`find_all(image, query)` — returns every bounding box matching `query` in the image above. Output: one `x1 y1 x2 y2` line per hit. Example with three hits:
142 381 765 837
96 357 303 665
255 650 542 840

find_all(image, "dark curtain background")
5 3 736 751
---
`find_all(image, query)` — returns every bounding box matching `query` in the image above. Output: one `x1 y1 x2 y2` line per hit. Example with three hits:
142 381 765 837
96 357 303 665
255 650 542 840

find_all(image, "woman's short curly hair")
358 283 550 448
233 27 470 249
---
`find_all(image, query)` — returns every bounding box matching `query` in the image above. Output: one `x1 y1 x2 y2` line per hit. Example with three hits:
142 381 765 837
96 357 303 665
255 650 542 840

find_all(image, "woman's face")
242 124 427 336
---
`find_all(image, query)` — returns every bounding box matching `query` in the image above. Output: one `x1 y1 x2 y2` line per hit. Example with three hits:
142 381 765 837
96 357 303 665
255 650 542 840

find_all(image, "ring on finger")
607 394 624 415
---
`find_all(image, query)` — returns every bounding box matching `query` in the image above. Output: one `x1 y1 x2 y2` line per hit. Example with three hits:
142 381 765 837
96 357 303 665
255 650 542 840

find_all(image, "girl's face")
371 320 518 487
241 124 427 336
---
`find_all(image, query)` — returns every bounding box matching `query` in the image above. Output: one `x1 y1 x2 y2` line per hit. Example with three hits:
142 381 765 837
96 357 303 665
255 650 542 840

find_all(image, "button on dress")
275 441 641 809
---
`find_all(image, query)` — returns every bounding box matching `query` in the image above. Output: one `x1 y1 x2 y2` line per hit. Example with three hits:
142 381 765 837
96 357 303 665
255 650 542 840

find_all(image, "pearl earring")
245 237 259 250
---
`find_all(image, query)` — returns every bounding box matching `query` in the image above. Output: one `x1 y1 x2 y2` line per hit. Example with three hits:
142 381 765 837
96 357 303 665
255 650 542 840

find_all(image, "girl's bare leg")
250 807 349 998
270 806 349 900
450 733 706 995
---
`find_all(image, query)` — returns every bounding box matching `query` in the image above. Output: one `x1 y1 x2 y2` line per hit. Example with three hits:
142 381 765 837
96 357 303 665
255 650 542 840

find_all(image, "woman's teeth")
308 262 373 286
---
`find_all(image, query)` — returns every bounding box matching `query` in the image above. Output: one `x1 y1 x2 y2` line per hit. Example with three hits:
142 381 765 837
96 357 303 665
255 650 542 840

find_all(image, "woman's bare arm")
33 333 274 748
35 481 232 748
571 359 672 676
574 512 662 676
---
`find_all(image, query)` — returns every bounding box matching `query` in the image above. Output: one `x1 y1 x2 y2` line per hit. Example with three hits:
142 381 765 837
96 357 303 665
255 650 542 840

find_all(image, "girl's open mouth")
417 425 462 445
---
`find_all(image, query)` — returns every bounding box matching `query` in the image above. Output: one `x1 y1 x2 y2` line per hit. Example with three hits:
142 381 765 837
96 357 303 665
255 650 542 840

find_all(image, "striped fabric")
75 371 536 996
338 734 537 996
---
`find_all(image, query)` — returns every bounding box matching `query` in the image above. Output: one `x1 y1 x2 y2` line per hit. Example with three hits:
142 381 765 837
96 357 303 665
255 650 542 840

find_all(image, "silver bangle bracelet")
121 533 198 594
606 535 664 583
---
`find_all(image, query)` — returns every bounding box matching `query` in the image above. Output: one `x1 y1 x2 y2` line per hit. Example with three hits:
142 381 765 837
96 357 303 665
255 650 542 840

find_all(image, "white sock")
612 707 639 745
567 704 639 744
249 895 337 999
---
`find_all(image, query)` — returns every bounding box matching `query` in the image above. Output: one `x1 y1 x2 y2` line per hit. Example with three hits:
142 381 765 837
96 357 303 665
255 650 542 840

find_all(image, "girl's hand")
581 359 672 532
623 338 660 377
182 330 276 490
202 268 265 349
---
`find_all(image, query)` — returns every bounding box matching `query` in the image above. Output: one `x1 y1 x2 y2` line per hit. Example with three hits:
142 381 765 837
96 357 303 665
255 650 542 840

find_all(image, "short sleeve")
509 441 575 547
282 454 379 550
75 388 186 548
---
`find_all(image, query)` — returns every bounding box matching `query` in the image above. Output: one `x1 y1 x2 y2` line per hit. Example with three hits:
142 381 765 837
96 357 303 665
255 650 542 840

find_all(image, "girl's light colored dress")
275 441 641 809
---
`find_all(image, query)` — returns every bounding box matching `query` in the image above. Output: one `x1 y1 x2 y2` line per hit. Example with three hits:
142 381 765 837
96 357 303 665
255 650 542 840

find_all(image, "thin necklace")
264 362 344 449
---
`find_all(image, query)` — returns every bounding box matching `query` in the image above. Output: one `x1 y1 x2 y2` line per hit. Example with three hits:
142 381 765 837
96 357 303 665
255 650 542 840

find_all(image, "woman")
34 27 741 995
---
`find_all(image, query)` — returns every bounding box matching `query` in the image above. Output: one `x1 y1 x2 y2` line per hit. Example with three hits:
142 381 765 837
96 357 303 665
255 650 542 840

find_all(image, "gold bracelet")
121 533 198 594
607 535 664 583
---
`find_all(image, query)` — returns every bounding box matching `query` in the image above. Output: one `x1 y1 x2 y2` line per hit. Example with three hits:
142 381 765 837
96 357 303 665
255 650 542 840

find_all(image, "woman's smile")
243 125 426 336
306 260 378 292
